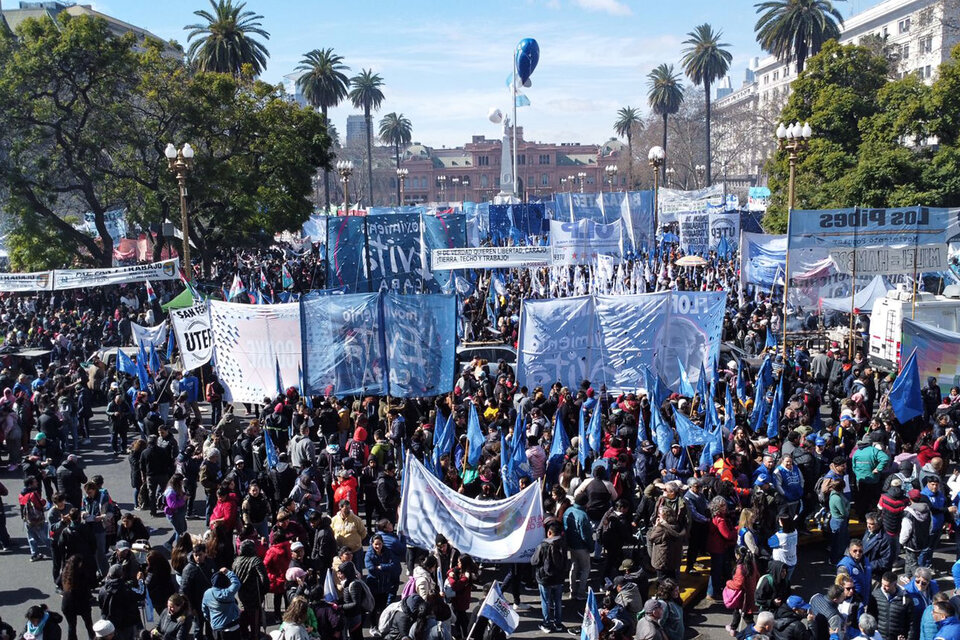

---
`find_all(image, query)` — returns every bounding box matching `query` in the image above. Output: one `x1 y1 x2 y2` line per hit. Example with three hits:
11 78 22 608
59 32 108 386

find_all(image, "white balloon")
488 107 503 124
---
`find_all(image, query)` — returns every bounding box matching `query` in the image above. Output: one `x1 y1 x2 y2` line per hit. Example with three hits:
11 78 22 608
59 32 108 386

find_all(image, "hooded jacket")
771 603 813 640
97 576 142 629
232 540 268 607
900 502 932 552
201 571 241 631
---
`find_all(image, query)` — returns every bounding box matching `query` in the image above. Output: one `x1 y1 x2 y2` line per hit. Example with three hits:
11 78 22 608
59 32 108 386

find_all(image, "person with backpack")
339 560 374 640
531 520 569 634
19 475 49 561
205 379 224 427
376 463 401 524
288 424 314 474
598 499 633 580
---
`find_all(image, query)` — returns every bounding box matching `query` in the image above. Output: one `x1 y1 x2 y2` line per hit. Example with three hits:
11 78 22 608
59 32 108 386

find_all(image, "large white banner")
131 322 168 350
549 219 622 265
398 456 544 563
709 212 740 250
431 246 553 270
51 259 179 290
209 301 302 404
170 302 213 371
678 212 710 254
658 184 725 219
0 271 54 292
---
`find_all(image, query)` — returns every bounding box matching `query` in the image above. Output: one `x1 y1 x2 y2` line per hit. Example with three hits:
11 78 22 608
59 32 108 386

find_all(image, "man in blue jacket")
932 600 960 640
201 568 241 639
836 539 871 604
563 492 592 601
773 454 804 518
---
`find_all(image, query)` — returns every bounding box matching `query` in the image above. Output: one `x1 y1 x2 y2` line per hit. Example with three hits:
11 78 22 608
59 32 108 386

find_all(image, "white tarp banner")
51 259 179 290
658 184 725 219
131 322 168 350
398 456 544 563
431 246 553 270
0 271 54 292
549 219 623 265
169 302 213 371
209 301 302 404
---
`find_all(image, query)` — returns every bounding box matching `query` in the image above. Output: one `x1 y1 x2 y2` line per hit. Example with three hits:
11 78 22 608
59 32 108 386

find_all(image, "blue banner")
300 293 386 397
422 213 467 293
740 232 786 288
594 293 670 391
366 212 424 293
383 293 457 397
326 216 368 292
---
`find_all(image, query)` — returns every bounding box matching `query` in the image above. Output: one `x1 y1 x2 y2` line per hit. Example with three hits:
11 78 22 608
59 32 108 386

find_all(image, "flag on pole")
766 375 784 439
587 402 602 457
581 587 601 640
145 280 157 304
264 428 279 469
577 405 589 468
259 269 269 291
677 357 695 397
478 580 520 634
674 410 707 447
116 348 137 377
298 364 312 409
149 342 160 375
466 402 484 468
889 348 924 423
547 411 570 484
275 357 284 396
322 569 338 603
282 264 293 289
765 326 778 349
166 330 174 362
228 273 245 300
135 355 150 391
652 404 673 455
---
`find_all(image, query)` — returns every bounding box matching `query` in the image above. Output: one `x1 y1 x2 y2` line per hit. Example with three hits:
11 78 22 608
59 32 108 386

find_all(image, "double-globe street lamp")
648 146 666 235
337 160 354 215
605 165 619 192
396 167 408 206
164 142 195 281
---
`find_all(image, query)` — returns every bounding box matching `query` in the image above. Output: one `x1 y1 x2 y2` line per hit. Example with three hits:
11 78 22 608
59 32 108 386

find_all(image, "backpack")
814 475 831 506
348 439 366 466
376 600 404 635
21 496 43 524
354 578 376 613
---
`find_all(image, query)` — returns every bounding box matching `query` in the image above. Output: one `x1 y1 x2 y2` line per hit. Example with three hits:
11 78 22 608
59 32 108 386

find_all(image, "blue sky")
93 0 877 148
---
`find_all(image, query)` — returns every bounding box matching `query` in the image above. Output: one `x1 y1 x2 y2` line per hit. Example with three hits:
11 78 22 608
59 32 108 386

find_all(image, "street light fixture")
337 160 354 215
604 165 619 192
438 175 447 200
567 174 576 193
396 167 408 206
577 171 587 194
775 121 814 349
648 146 666 235
164 142 194 282
451 176 460 202
665 167 676 188
695 164 706 187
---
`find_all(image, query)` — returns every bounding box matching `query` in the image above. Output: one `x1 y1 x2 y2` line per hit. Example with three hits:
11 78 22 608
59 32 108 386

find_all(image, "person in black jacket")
376 464 400 524
530 521 569 634
97 564 142 640
147 593 193 640
307 511 337 574
140 436 172 517
338 561 367 640
771 596 816 640
56 455 86 510
179 545 213 640
867 573 915 640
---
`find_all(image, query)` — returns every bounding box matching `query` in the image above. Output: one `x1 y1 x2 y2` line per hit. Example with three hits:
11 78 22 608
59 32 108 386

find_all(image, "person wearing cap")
635 598 668 640
900 488 933 578
91 618 115 640
106 539 140 582
660 442 691 484
772 594 814 640
201 568 241 639
97 564 141 640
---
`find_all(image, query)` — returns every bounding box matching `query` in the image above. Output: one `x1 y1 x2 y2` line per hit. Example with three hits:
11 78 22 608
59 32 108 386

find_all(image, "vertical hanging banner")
678 212 711 255
421 212 467 293
326 215 369 293
367 212 425 293
709 212 740 250
169 302 213 371
549 219 623 265
383 293 457 398
594 293 671 391
300 293 386 397
619 190 654 252
654 291 726 391
208 301 302 404
516 296 597 389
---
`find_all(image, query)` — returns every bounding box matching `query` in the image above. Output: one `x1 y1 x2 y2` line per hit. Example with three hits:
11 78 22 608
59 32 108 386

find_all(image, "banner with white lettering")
209 301 302 404
51 259 179 290
709 212 740 250
0 271 54 292
398 456 544 563
130 322 168 351
169 302 213 371
431 246 553 270
658 184 725 221
550 219 622 265
678 212 710 255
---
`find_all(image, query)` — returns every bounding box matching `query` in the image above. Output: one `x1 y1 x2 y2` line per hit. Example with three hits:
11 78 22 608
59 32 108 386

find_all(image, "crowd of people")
1 238 960 640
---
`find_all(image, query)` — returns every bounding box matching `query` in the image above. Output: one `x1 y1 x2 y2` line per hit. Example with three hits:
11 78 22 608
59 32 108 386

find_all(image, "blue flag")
432 412 455 479
699 418 724 468
149 342 160 375
135 356 150 392
587 403 602 458
275 357 284 396
298 364 312 409
116 348 137 377
717 235 730 259
500 431 519 496
643 366 668 408
705 381 721 434
766 326 778 349
725 385 736 433
890 348 924 423
479 580 520 634
695 363 708 416
577 405 589 468
264 428 279 469
165 330 174 362
766 375 784 439
652 405 674 455
677 356 695 397
547 411 570 484
674 410 707 447
750 356 773 430
466 403 484 467
736 364 748 405
581 587 601 640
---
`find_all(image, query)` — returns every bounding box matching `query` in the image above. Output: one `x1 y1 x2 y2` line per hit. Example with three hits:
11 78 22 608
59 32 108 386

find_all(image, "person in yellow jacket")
331 498 367 553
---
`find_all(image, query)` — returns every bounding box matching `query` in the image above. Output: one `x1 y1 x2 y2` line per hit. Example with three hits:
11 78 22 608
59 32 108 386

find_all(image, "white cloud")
572 0 632 16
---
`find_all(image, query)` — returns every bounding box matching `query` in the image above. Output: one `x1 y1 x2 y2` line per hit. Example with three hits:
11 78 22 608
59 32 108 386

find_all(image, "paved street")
0 404 956 640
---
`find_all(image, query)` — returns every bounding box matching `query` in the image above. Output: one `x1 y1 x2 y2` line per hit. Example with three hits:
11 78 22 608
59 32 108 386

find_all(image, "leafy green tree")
378 112 412 205
296 48 350 209
646 64 685 179
185 0 270 76
349 69 385 207
754 0 844 74
681 24 732 186
613 107 642 187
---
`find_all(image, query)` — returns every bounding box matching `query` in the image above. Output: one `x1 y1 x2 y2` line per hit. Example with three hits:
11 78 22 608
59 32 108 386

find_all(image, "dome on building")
600 138 627 157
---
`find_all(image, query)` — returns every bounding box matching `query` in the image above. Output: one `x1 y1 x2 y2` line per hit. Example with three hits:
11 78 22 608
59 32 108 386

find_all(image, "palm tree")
296 48 350 209
613 107 642 189
185 0 270 76
379 113 413 206
348 69 385 207
754 0 844 75
646 64 685 180
681 23 732 186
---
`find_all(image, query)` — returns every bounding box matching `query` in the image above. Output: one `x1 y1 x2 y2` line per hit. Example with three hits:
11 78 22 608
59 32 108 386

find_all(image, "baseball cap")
290 541 305 552
815 437 827 446
116 540 131 550
908 489 922 501
643 598 664 614
786 595 810 610
93 620 116 638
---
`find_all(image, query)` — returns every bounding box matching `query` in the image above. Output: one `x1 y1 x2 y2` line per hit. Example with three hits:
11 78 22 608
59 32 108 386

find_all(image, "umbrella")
675 255 708 267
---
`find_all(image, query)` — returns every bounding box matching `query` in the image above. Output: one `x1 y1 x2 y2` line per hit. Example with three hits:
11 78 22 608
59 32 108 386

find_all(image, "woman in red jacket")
706 496 737 601
209 486 239 535
446 554 477 640
263 539 292 621
724 547 758 635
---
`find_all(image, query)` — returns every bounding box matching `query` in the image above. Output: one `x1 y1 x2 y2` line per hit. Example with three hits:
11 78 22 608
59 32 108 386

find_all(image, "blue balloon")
515 38 540 85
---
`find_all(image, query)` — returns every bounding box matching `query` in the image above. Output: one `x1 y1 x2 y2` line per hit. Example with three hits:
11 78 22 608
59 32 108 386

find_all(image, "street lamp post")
695 164 706 188
567 174 576 193
775 121 814 350
396 168 408 206
164 142 195 282
451 176 460 202
438 175 447 201
665 167 676 188
604 165 618 192
577 171 587 194
337 160 354 215
648 146 665 237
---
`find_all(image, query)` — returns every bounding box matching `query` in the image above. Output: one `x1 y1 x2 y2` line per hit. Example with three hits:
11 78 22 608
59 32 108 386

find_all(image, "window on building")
518 155 526 166
541 173 549 186
926 65 932 78
773 71 779 81
480 174 488 188
918 7 934 27
902 43 910 59
495 177 500 187
539 154 550 165
763 74 769 85
478 156 489 166
921 36 933 54
899 17 911 33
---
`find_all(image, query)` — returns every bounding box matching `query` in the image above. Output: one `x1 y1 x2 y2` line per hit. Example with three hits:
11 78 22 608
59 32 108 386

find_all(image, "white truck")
869 285 960 371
